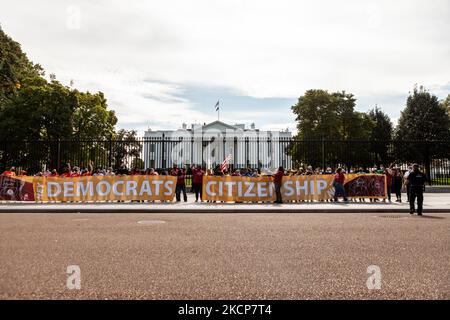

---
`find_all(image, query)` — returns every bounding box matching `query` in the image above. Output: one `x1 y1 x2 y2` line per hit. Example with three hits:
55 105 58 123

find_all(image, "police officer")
406 164 427 216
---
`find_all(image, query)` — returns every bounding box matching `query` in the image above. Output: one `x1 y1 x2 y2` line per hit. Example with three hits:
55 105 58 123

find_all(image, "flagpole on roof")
215 100 220 121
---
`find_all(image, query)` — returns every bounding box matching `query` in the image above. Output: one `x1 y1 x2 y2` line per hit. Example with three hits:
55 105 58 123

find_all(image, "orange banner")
19 175 177 202
202 174 387 202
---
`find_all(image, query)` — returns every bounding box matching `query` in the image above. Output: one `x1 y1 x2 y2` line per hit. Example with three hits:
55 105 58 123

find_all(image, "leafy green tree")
112 129 142 169
291 89 338 140
290 89 374 168
0 27 119 172
395 86 450 175
396 86 450 141
368 107 394 165
0 27 44 106
441 94 450 116
73 91 117 140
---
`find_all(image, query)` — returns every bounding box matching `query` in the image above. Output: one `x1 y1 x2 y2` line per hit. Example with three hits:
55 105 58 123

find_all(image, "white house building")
143 121 292 170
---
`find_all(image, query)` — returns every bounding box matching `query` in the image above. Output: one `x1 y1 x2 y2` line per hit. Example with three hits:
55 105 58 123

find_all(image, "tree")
395 86 450 175
291 89 338 140
290 89 374 168
368 107 394 165
112 129 142 169
72 91 117 140
442 94 450 116
396 86 450 141
0 26 44 106
0 27 119 172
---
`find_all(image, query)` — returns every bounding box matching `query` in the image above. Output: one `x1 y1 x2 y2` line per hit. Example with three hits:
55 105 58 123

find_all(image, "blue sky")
1 0 449 134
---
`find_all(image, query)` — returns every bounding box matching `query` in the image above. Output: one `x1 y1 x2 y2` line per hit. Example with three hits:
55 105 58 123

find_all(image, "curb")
0 208 449 214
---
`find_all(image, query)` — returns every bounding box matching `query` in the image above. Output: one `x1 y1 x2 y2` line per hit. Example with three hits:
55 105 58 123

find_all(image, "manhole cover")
376 215 408 219
137 220 166 225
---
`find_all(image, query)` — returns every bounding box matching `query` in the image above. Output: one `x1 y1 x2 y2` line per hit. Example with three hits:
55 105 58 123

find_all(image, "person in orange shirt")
2 167 16 177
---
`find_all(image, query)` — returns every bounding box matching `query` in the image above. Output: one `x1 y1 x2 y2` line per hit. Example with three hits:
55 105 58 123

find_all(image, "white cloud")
1 0 449 134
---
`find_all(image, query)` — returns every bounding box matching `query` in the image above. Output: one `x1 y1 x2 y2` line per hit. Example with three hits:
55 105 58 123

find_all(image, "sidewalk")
1 193 449 213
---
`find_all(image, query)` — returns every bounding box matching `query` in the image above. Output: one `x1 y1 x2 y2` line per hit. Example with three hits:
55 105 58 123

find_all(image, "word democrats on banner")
202 174 386 202
0 175 177 202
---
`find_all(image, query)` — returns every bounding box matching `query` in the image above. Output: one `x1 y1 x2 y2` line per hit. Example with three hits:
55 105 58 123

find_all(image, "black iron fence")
1 138 449 185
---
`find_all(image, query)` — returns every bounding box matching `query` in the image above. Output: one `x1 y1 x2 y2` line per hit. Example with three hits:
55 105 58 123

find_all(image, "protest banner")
0 175 35 201
1 173 385 202
202 174 386 202
16 175 177 202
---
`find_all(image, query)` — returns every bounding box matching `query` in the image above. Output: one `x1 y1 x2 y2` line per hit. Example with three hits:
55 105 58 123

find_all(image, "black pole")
57 138 61 171
108 135 113 168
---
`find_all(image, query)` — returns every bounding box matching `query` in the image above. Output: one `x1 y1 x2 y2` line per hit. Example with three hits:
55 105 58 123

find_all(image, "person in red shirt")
59 163 72 178
50 169 59 177
191 165 205 202
81 170 92 177
131 167 142 175
176 168 187 202
333 167 348 202
80 162 93 177
70 166 81 177
2 167 16 177
170 164 180 177
273 167 285 204
231 169 241 177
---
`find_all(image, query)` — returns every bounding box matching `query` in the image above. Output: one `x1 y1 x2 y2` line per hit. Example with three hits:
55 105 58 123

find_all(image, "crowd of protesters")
1 162 420 204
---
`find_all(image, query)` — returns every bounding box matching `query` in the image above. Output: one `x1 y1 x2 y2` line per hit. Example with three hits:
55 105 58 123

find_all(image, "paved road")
0 212 449 299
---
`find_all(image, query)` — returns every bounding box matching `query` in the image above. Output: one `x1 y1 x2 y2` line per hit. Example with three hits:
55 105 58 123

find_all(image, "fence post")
257 136 260 170
322 135 325 170
191 137 194 166
234 137 238 170
2 140 7 171
57 138 61 171
161 133 165 169
245 137 249 167
108 135 113 168
223 136 226 167
425 142 431 186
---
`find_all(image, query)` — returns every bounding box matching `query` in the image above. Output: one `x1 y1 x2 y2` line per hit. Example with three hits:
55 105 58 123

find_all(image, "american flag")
220 154 232 172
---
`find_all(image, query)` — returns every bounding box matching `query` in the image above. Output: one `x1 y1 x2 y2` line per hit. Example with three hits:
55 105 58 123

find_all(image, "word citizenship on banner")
202 174 386 202
11 176 177 202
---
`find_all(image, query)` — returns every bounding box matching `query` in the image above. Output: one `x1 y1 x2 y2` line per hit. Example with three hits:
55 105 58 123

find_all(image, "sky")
1 0 449 135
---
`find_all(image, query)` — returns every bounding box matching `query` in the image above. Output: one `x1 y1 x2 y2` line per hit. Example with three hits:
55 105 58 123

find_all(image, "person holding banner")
1 167 16 177
176 168 188 202
333 168 348 202
392 167 403 202
191 165 205 202
60 164 72 178
274 167 285 204
170 164 180 177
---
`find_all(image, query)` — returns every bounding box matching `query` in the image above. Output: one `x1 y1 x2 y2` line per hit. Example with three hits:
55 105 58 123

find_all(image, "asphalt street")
0 212 449 299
